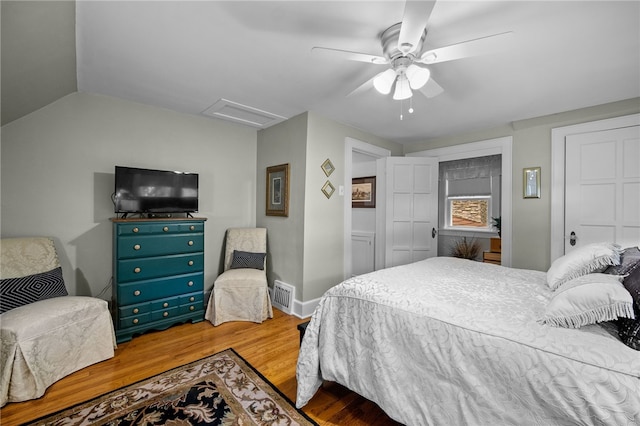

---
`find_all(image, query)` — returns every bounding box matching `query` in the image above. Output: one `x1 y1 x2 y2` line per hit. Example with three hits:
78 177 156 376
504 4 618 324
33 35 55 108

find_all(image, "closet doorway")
343 138 390 280
551 113 640 262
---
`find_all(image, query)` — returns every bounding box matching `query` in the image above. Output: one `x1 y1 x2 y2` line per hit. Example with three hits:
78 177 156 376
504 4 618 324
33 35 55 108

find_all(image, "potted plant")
491 216 502 238
450 237 482 260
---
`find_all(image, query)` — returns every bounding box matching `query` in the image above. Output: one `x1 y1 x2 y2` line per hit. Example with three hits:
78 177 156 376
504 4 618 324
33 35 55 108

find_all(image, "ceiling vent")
202 99 286 129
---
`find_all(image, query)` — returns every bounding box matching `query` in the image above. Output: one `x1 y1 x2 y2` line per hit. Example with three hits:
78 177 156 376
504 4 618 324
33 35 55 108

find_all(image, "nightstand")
483 238 501 265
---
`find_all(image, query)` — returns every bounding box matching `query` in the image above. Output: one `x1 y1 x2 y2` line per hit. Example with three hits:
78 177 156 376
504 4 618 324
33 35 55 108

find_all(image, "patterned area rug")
27 348 317 425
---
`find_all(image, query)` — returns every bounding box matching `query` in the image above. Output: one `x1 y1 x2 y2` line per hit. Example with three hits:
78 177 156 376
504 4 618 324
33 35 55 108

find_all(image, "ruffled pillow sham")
546 242 622 290
539 273 634 329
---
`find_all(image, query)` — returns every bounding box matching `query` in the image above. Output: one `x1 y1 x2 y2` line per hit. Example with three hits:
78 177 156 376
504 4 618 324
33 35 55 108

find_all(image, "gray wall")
404 97 640 271
256 112 308 297
257 111 402 303
1 92 258 297
1 1 77 125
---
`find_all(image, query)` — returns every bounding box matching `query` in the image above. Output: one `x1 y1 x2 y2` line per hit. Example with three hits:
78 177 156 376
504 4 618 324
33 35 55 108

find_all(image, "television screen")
114 166 198 214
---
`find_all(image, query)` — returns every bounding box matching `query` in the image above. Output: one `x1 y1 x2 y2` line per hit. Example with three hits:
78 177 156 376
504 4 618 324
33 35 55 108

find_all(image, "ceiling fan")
312 1 513 102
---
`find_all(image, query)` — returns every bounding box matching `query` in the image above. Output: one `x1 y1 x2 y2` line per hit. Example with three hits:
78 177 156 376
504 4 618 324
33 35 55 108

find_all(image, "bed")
296 252 640 425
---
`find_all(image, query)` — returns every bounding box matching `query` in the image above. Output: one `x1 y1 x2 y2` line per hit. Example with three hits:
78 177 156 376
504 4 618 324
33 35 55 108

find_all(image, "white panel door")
351 232 375 277
384 157 439 267
565 125 640 252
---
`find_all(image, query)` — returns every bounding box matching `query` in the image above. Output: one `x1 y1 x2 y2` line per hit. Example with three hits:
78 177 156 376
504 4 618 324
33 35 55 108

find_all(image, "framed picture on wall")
352 176 376 208
523 166 541 199
266 163 290 216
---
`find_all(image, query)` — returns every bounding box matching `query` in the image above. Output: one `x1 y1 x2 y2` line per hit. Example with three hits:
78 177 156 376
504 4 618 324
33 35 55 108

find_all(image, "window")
448 196 491 229
439 155 501 233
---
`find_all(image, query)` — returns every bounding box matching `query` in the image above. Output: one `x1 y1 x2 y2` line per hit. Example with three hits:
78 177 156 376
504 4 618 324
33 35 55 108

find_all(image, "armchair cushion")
1 237 60 278
0 267 67 314
230 250 266 270
215 267 268 288
1 296 116 406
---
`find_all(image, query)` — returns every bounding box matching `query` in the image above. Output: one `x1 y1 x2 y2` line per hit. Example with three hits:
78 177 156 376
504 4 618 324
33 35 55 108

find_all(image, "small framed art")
266 163 290 216
322 181 335 199
352 176 376 208
523 167 541 199
321 158 335 177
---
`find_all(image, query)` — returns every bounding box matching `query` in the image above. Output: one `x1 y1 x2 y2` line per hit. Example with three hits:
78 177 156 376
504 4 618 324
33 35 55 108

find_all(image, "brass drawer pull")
188 281 194 287
189 296 195 302
188 240 194 246
163 226 169 232
163 302 169 308
132 227 139 233
189 306 195 311
133 308 139 314
133 318 139 324
134 244 141 250
189 225 195 231
163 312 169 317
134 290 141 296
134 267 141 273
188 260 194 266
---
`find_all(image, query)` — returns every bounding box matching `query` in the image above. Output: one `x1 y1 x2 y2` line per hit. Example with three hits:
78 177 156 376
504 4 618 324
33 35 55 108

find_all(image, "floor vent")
272 280 294 314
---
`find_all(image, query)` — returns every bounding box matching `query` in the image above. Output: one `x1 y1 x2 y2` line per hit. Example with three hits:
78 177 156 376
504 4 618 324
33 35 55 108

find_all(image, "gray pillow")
604 246 640 275
617 317 640 351
230 250 266 270
603 247 640 351
0 266 68 314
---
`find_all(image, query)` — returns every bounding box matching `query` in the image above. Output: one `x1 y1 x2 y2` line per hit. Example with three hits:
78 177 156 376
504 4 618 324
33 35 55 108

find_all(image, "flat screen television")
114 166 198 215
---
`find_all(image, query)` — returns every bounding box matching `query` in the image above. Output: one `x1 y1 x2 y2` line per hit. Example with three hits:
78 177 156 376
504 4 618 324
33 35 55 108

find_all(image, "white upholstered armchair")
0 237 116 407
205 228 273 326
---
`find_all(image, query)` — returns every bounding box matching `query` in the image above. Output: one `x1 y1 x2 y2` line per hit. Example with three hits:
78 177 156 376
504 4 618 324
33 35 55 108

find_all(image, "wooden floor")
0 309 401 426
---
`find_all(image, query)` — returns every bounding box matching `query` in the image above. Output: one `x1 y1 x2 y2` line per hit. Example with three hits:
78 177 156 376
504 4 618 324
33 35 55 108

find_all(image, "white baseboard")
292 297 321 319
266 286 321 319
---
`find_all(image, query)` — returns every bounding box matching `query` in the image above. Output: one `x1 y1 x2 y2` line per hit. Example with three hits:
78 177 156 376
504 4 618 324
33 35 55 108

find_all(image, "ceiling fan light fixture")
406 64 431 90
393 75 412 100
373 68 397 95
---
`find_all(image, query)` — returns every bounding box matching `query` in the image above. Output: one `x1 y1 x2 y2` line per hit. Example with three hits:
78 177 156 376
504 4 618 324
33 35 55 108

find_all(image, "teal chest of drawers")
112 218 206 343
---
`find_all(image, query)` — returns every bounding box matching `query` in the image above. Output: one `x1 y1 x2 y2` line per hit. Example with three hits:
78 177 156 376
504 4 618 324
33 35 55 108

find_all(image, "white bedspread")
296 257 640 426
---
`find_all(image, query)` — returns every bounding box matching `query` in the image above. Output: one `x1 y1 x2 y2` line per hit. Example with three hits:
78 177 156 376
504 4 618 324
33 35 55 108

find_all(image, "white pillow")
546 242 622 290
539 273 635 329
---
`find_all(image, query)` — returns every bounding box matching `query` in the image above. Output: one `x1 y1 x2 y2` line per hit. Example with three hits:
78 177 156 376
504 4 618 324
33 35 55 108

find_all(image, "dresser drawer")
117 253 204 282
117 272 204 305
180 303 202 315
151 306 179 321
116 221 204 236
483 251 501 265
151 295 180 311
119 312 151 329
179 291 203 305
117 234 203 259
118 301 151 318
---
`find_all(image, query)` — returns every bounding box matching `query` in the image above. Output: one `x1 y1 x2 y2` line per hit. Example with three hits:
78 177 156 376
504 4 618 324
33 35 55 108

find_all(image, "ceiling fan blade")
417 31 514 64
347 75 376 97
398 0 436 55
418 77 444 98
346 69 394 97
311 47 388 64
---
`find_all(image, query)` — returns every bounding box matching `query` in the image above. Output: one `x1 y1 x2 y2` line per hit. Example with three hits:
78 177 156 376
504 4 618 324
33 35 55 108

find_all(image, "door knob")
569 231 577 246
432 228 437 238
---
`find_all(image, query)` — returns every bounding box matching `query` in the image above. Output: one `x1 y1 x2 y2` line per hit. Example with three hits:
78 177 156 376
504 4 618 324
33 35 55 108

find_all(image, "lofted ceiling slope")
3 1 640 144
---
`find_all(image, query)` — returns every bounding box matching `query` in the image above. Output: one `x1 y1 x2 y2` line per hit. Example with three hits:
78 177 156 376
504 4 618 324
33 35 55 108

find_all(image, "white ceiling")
76 1 640 144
